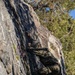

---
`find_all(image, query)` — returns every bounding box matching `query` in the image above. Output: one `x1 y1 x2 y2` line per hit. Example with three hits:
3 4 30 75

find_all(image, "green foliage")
62 0 75 11
64 50 75 75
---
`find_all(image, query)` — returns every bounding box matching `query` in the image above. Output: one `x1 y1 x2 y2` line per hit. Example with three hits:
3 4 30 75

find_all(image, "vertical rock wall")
0 0 65 75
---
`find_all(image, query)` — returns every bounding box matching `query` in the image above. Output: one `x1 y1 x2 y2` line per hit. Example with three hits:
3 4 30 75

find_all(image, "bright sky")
69 9 75 19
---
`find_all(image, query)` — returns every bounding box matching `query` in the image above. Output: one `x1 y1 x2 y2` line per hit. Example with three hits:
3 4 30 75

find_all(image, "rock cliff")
0 0 65 75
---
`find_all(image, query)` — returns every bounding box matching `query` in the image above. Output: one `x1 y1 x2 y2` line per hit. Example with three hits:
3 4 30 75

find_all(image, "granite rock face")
0 0 65 75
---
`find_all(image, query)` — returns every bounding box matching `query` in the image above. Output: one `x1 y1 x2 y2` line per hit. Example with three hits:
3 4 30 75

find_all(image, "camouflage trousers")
33 49 61 75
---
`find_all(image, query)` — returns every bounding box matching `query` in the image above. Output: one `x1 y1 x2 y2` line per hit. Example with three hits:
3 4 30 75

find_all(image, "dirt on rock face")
0 0 65 75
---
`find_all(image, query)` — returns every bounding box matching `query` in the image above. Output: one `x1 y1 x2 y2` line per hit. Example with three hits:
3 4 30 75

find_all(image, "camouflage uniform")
26 28 61 75
34 50 61 75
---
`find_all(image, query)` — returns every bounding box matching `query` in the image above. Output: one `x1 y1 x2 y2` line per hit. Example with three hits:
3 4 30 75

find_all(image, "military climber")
26 28 61 75
32 47 61 75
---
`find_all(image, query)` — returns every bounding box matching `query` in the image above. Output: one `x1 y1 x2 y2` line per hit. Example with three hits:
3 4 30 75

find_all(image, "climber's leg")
37 64 60 75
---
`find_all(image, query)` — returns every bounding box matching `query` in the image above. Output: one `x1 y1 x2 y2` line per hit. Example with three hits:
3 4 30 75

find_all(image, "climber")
27 48 61 75
26 28 61 75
